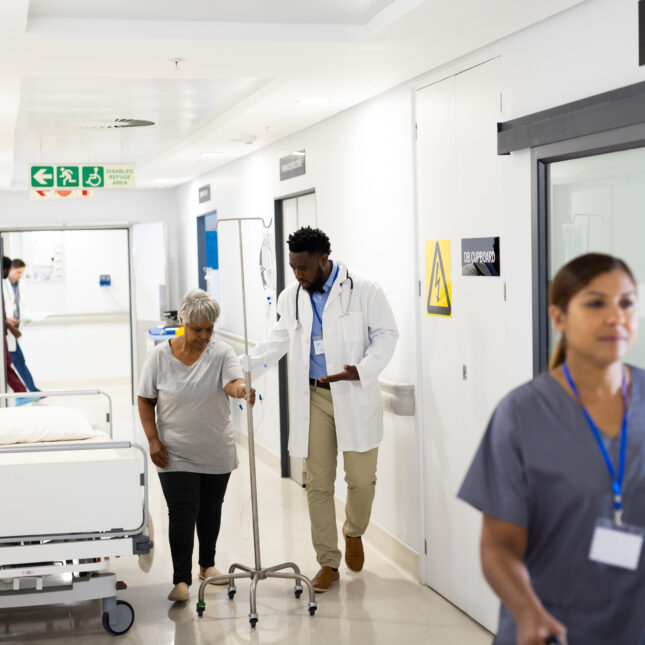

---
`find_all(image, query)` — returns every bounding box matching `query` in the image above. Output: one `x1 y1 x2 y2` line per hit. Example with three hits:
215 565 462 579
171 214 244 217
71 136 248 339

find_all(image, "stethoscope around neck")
293 271 354 331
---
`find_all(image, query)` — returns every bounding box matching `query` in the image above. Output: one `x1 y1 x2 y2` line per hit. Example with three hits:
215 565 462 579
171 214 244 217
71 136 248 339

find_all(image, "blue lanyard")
312 302 323 328
563 363 629 525
310 263 338 331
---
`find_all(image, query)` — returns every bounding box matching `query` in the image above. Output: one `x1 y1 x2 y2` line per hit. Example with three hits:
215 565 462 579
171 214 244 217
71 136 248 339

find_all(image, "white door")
416 60 506 631
281 192 317 485
131 222 168 394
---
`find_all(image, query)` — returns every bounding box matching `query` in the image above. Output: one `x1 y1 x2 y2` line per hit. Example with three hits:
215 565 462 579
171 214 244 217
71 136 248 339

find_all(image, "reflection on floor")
1 380 492 644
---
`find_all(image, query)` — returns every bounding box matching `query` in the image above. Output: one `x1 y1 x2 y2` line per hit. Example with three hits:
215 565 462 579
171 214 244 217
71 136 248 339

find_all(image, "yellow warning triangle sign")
426 239 451 316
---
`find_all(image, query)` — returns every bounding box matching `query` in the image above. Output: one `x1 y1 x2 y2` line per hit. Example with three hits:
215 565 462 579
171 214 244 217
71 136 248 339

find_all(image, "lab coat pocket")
341 312 365 363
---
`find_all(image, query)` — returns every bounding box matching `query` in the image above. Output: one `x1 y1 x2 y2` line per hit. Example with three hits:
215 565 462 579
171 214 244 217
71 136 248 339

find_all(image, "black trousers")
158 471 231 585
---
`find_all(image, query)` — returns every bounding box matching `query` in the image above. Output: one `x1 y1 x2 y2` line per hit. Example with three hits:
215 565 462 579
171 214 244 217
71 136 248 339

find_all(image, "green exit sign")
31 166 54 188
57 166 79 187
82 166 104 188
30 164 135 189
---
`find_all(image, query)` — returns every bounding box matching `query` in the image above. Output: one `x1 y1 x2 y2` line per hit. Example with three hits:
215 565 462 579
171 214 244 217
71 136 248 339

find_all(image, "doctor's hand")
319 365 360 383
149 437 169 469
7 317 18 326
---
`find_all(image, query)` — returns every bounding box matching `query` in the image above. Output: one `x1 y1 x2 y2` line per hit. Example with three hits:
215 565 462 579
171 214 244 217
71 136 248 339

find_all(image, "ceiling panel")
28 0 395 26
13 77 269 167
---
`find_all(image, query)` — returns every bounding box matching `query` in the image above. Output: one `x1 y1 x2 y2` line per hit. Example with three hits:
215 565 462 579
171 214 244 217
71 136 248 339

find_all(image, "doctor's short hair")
287 227 331 256
10 259 25 269
178 289 221 325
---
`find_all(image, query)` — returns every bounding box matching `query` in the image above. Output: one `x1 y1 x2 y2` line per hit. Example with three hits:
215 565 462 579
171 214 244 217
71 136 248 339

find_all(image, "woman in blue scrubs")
459 253 645 645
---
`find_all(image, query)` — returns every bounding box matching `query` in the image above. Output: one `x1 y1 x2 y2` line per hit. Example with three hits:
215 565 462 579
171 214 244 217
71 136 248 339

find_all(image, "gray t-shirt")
138 338 243 474
459 368 645 645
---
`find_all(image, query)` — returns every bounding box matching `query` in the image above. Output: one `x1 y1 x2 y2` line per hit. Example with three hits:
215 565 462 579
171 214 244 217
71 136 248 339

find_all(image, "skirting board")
234 428 421 582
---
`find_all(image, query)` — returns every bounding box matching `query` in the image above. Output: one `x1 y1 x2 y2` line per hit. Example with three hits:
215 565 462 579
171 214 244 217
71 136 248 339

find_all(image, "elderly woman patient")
138 289 255 602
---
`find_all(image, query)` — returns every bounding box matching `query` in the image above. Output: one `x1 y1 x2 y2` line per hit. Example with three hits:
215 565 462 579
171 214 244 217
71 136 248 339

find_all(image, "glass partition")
548 146 645 366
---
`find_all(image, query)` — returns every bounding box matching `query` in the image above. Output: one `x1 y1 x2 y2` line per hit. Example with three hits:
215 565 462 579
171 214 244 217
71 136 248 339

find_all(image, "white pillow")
0 406 102 445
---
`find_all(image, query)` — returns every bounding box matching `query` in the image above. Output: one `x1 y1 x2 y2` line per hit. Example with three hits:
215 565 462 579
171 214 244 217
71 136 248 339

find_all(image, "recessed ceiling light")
71 118 156 129
201 152 225 157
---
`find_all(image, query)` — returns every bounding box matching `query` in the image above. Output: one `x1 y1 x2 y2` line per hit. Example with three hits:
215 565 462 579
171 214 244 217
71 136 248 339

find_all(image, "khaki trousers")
306 384 378 568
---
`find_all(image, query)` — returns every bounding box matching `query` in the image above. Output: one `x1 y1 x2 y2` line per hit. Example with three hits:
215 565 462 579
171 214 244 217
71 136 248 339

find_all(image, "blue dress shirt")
309 262 339 379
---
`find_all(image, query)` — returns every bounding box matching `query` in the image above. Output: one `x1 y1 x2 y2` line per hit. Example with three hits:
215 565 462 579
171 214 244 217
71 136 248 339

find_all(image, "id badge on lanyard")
563 364 644 571
313 336 326 355
312 302 326 356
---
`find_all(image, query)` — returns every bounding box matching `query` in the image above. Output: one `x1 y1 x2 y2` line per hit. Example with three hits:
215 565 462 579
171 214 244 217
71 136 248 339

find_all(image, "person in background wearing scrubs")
459 253 645 645
2 256 28 398
138 289 255 603
3 258 40 392
249 227 398 592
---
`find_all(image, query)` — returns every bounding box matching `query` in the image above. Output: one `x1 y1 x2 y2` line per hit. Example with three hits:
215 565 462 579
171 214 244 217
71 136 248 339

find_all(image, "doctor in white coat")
249 227 398 592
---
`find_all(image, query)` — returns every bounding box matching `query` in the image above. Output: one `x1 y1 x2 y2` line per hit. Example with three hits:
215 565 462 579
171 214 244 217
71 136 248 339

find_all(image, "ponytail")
549 336 566 370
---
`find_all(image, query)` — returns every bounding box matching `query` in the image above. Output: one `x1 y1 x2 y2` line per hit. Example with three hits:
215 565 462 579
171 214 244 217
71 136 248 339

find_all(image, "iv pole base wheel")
308 601 318 616
249 613 259 629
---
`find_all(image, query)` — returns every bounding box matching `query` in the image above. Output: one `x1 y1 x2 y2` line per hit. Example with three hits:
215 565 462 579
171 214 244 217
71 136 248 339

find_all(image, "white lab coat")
249 262 398 457
2 278 18 352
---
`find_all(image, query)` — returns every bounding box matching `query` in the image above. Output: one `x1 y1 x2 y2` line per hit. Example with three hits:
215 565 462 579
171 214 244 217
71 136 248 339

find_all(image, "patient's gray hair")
178 289 221 325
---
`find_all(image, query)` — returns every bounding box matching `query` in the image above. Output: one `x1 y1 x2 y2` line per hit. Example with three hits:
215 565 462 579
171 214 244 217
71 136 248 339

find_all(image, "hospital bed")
0 390 152 636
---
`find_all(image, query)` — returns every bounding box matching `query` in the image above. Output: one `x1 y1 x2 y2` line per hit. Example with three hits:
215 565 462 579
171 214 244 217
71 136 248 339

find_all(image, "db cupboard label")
461 237 500 277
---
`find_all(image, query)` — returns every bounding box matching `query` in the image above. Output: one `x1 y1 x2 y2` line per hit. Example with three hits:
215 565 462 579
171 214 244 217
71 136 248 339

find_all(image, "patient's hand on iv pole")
319 365 359 383
149 437 169 469
225 379 256 407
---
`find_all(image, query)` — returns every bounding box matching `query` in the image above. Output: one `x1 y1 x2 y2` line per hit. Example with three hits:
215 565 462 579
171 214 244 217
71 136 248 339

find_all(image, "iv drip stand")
196 217 317 628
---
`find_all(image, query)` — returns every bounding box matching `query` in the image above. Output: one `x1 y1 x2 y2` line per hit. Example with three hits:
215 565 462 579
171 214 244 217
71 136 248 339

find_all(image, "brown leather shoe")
344 533 364 572
311 566 339 592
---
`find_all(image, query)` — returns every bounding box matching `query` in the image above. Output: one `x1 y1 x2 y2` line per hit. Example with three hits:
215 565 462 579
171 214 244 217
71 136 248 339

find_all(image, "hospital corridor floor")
0 381 492 644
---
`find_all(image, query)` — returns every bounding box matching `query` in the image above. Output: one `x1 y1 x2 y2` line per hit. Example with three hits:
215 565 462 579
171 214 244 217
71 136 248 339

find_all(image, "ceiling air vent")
74 118 156 129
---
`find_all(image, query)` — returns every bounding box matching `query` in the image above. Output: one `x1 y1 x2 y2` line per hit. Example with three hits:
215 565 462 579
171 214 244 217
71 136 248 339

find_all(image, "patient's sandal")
199 566 228 585
168 582 190 602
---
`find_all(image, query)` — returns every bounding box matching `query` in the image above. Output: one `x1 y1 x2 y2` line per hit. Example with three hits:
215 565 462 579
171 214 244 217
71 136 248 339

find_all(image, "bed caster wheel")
102 600 134 635
249 617 258 629
227 589 236 600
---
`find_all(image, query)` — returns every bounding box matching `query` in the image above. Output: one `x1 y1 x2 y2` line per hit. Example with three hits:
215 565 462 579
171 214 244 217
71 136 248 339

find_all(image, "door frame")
531 122 645 373
273 188 316 479
0 225 136 402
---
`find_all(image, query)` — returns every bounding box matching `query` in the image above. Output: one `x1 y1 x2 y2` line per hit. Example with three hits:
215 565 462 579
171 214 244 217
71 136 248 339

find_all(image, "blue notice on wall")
99 274 111 286
205 230 219 270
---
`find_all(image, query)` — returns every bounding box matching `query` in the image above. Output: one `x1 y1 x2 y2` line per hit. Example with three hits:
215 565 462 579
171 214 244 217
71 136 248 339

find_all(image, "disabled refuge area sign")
425 239 452 317
30 164 135 189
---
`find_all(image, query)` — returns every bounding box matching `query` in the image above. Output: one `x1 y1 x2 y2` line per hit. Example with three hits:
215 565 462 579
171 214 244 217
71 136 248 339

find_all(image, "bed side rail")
0 389 114 438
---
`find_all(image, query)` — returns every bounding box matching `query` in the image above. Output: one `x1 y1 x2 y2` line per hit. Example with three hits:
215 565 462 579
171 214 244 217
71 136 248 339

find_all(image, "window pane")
548 147 645 367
